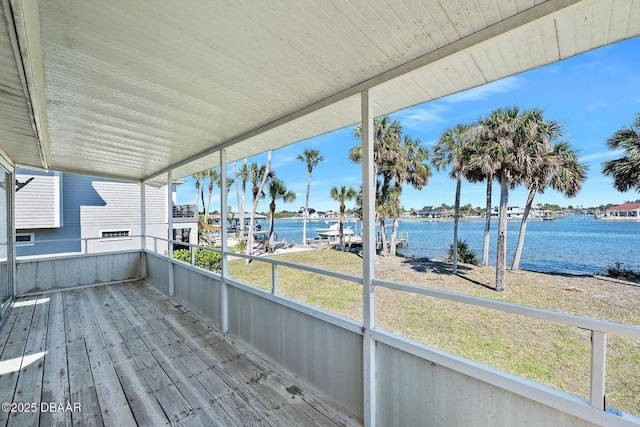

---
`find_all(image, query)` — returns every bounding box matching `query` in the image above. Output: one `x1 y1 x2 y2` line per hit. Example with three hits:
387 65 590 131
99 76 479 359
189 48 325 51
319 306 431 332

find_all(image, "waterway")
269 216 640 275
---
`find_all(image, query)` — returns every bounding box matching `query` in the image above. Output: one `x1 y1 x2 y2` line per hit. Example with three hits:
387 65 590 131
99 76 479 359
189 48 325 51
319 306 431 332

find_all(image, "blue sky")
177 37 640 213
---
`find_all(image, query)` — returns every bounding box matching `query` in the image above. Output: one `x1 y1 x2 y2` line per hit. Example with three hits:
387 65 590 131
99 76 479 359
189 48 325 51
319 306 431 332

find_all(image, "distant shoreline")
274 215 548 222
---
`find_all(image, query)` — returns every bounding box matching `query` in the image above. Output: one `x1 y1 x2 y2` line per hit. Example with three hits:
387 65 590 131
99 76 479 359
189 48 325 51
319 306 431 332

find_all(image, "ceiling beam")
143 0 580 182
5 0 50 169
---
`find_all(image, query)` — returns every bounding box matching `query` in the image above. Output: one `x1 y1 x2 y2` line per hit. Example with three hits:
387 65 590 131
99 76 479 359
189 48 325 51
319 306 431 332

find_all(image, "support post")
140 181 147 277
361 89 376 427
590 330 607 410
271 264 278 295
8 167 16 298
220 150 229 333
167 170 174 296
140 181 146 250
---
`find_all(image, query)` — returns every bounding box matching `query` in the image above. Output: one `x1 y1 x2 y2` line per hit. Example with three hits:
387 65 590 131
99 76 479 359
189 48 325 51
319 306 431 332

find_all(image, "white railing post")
191 245 195 266
271 263 278 295
83 239 88 254
140 181 146 250
220 149 229 333
590 330 607 410
140 181 147 278
167 170 174 296
362 89 376 427
154 237 157 254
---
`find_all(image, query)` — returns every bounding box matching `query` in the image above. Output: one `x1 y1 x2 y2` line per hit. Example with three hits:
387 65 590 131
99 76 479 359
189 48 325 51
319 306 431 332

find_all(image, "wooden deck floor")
0 282 359 427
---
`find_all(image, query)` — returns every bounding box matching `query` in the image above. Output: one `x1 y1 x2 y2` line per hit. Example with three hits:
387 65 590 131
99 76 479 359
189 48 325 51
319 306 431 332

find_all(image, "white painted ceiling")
0 0 638 184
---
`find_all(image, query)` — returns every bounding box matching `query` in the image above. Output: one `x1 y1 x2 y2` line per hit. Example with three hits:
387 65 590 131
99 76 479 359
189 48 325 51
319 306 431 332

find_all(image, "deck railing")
15 235 640 424
144 234 640 421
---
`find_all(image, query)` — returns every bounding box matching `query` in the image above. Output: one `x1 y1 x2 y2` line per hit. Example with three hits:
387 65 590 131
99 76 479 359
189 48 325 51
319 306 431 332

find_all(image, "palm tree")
296 149 324 246
329 186 357 250
192 172 206 213
236 159 250 237
246 153 273 262
267 177 296 247
387 136 431 256
473 107 551 291
351 116 430 256
512 139 587 270
602 113 640 192
463 127 500 267
432 124 472 273
204 168 220 223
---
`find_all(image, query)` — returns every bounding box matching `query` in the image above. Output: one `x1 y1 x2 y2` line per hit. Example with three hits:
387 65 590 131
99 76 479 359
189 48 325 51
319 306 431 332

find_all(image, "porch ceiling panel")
0 0 41 166
2 0 639 183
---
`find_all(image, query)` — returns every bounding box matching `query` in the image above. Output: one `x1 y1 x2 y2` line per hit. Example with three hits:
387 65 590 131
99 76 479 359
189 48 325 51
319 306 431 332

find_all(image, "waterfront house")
0 1 639 426
15 169 198 256
603 202 640 219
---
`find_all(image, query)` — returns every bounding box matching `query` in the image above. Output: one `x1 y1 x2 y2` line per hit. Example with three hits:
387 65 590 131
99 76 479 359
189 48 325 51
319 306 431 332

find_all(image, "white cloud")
581 149 623 162
395 105 447 130
443 76 524 103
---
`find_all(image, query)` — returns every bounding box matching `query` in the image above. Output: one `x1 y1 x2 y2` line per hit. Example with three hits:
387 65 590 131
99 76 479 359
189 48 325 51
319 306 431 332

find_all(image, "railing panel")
172 259 222 328
375 340 607 427
16 251 142 295
227 284 364 419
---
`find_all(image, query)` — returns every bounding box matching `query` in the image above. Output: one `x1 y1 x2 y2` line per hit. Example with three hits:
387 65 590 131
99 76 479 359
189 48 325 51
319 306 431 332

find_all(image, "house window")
16 233 35 246
100 230 131 240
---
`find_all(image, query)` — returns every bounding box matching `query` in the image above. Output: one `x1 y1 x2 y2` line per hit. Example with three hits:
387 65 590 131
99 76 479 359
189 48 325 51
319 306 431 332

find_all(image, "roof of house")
609 202 640 211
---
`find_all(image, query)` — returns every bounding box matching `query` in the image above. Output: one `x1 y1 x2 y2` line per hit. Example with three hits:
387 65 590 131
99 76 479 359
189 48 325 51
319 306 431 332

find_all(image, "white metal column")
220 150 229 333
167 171 174 296
361 89 376 427
140 181 147 277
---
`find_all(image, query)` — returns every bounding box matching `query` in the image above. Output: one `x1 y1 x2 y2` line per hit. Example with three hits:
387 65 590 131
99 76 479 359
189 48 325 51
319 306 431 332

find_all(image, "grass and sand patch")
228 249 640 416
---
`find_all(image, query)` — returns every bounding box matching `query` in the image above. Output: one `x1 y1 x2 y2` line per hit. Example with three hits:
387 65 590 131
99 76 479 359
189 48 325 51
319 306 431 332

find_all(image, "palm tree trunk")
246 152 271 264
389 218 398 257
303 171 311 246
205 183 213 224
200 186 205 218
482 176 492 266
379 219 388 256
194 183 200 210
268 201 276 247
512 187 536 271
339 205 345 250
239 158 247 241
495 176 509 291
452 175 461 273
233 162 239 235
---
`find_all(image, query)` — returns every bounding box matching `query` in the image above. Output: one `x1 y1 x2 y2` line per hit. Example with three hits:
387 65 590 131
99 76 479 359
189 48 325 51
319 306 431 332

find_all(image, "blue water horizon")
268 216 640 275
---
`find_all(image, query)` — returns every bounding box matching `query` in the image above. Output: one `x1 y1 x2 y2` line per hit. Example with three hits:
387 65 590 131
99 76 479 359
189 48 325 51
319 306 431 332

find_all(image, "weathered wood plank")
66 339 104 426
0 301 36 427
105 286 212 426
40 292 72 427
129 283 336 426
78 289 137 427
63 292 83 344
9 296 50 427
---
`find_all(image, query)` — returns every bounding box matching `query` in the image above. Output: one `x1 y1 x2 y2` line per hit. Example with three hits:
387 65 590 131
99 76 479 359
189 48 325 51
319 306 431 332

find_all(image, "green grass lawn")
228 249 640 416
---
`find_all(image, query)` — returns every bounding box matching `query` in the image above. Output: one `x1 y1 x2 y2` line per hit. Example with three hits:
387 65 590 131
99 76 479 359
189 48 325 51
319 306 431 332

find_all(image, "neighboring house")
603 202 640 219
15 169 198 256
491 206 525 219
418 206 440 218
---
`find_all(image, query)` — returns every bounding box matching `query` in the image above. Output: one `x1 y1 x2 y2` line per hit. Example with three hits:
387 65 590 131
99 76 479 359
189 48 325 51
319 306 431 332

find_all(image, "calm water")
269 216 640 275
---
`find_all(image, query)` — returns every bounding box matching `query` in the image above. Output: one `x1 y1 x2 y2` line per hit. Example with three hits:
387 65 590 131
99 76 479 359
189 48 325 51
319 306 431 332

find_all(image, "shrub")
446 240 479 265
173 248 221 273
606 262 640 282
235 239 247 252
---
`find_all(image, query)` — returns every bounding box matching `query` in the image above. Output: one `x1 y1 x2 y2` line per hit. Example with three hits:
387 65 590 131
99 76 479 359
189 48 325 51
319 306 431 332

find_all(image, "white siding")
15 170 62 229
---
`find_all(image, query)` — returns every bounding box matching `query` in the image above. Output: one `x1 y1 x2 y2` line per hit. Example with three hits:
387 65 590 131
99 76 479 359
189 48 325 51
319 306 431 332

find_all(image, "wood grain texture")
0 283 357 426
